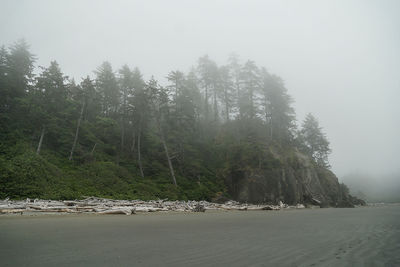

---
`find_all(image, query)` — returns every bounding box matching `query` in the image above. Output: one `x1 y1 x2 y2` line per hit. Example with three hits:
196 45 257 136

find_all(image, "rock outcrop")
225 150 364 207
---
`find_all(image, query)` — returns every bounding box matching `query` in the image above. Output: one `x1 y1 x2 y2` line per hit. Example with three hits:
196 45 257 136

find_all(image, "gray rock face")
225 151 360 207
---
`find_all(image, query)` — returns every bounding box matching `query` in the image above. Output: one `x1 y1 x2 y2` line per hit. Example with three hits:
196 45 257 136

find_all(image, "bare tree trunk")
213 84 218 121
158 122 177 187
270 116 273 140
249 88 254 119
36 126 45 155
130 129 136 153
120 120 125 153
224 88 229 122
204 84 209 120
236 79 242 120
91 143 97 156
265 110 272 140
117 117 125 165
69 102 85 161
120 91 127 157
175 78 179 109
137 126 144 178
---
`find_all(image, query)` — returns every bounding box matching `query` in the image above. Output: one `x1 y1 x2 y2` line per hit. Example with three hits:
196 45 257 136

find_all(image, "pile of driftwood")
0 197 305 215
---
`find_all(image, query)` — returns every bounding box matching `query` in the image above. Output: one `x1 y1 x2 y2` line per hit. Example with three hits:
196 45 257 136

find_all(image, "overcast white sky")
1 0 399 178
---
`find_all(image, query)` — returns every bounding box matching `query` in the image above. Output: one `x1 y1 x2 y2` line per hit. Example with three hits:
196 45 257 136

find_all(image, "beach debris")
98 208 136 215
0 197 293 215
193 204 206 212
296 204 306 209
311 197 322 205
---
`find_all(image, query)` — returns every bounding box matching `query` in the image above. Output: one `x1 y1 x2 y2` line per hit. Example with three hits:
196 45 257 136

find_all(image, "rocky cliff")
225 149 364 207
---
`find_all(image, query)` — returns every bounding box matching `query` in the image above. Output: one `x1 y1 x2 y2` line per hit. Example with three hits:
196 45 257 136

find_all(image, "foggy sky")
1 0 399 178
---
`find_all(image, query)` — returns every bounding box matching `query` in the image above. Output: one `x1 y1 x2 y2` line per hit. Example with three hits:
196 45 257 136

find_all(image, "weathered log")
27 207 77 213
0 209 25 214
98 208 135 215
0 205 26 209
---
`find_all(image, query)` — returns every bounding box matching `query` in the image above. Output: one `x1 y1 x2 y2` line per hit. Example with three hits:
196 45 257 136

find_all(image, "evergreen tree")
36 61 68 114
34 61 69 154
80 76 101 122
261 70 295 143
132 73 149 178
240 60 260 120
118 65 136 154
147 78 177 186
298 113 331 167
227 53 243 119
197 55 219 121
6 39 35 98
0 46 11 113
126 67 145 154
95 61 119 116
184 69 202 121
218 65 234 122
166 70 185 106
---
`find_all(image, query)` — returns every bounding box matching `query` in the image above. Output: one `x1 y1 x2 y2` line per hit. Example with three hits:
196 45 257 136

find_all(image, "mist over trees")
0 39 332 200
298 113 331 167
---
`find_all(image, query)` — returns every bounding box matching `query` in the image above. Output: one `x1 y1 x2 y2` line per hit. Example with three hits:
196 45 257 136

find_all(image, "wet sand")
0 205 399 266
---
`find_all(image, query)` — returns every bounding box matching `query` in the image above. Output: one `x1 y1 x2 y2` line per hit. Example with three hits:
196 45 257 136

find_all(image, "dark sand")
1 205 399 267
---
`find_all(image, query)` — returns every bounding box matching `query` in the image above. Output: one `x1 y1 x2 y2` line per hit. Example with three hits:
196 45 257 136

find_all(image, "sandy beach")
0 205 399 266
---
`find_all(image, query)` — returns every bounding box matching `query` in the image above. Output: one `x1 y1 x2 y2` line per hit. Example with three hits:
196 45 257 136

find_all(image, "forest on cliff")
0 39 335 202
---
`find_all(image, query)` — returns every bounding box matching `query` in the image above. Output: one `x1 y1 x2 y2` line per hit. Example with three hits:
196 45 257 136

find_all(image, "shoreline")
0 196 324 216
0 196 378 217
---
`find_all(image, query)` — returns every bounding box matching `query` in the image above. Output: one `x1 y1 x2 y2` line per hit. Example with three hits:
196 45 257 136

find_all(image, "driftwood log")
0 197 306 216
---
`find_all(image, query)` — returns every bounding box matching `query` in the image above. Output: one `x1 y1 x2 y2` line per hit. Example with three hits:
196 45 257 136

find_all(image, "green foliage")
0 148 225 200
0 150 64 199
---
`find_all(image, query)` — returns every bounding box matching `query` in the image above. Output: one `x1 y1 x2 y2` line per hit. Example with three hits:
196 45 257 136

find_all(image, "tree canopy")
298 113 331 167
